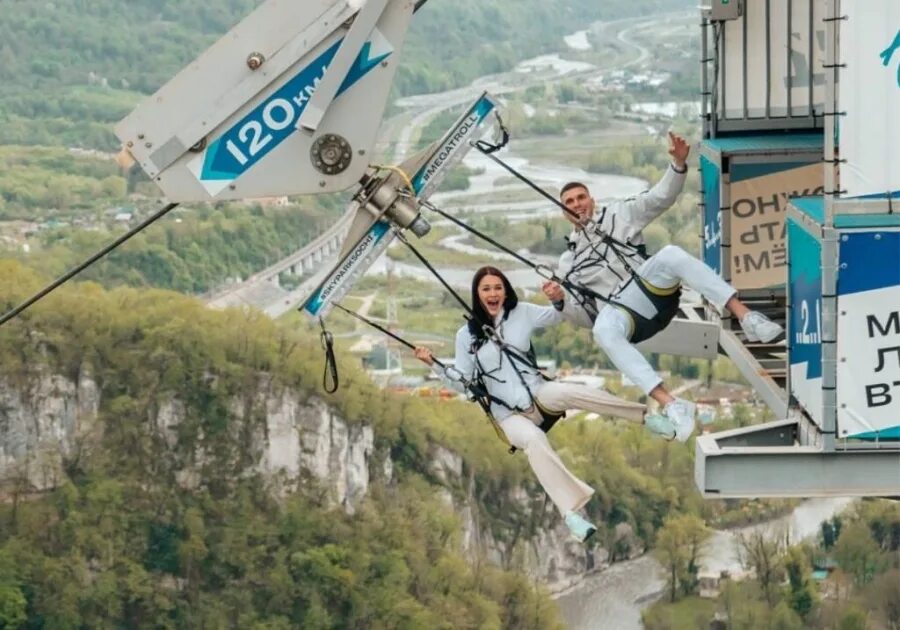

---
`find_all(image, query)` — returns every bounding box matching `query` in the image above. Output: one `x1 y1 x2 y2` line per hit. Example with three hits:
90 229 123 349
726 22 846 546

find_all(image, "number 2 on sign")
798 299 822 344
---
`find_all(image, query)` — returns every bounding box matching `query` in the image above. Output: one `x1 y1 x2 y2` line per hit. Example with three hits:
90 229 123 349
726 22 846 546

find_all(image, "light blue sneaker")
564 511 597 543
644 413 676 440
664 398 697 442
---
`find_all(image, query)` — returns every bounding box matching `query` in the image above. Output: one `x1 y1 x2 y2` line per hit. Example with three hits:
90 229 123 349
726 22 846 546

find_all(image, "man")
542 132 783 441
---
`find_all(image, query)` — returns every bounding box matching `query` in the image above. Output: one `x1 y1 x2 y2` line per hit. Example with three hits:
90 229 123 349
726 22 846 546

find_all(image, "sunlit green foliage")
27 200 344 294
0 0 689 149
643 500 900 629
0 262 566 627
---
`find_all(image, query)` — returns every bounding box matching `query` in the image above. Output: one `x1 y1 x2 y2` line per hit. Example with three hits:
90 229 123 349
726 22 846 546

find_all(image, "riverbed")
555 498 856 630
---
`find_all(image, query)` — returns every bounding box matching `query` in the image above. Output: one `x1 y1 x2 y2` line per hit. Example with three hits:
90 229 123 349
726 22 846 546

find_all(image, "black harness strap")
319 317 339 394
610 278 682 344
331 303 513 448
468 142 664 319
473 111 510 154
393 229 473 316
420 199 610 316
394 230 563 453
470 141 648 262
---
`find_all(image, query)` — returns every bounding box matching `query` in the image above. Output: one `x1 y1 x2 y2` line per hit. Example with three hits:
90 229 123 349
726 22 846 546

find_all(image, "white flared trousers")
499 380 646 515
593 244 736 394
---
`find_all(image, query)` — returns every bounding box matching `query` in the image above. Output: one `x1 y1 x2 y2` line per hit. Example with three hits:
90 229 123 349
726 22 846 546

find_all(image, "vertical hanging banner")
787 218 824 428
836 230 900 439
840 0 900 197
701 156 722 274
730 163 823 289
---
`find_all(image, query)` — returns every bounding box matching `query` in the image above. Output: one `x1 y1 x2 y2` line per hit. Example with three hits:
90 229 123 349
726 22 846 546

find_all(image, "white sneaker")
664 398 696 442
564 511 598 543
740 311 784 343
644 413 676 440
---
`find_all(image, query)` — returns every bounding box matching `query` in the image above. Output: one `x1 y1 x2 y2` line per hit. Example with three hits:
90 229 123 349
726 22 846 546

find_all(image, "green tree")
837 605 868 630
0 584 26 629
866 568 900 629
784 545 817 620
655 514 712 602
770 601 804 630
737 529 786 607
835 521 885 586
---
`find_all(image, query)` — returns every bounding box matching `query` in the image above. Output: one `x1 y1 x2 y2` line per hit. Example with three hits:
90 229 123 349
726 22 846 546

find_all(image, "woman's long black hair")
467 266 518 342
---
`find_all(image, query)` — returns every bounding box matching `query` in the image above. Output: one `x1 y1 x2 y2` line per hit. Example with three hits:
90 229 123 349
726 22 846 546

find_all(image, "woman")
415 266 674 542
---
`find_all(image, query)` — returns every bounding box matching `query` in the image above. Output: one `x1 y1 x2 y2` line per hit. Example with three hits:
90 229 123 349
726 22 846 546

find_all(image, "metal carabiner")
534 264 557 281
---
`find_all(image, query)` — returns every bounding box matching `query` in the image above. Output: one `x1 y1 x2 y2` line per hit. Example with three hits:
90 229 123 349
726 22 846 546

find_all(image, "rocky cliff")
0 368 607 592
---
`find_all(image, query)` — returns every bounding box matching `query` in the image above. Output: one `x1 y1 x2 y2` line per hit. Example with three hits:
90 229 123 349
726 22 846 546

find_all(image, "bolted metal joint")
311 134 353 176
358 174 431 238
246 52 265 70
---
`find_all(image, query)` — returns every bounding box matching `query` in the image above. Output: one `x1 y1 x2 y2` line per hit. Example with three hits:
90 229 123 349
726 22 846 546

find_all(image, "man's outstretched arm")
616 132 690 233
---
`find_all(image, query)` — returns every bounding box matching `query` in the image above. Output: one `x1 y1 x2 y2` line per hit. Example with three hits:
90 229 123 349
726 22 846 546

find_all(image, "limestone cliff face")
0 367 99 491
427 445 604 593
0 372 602 589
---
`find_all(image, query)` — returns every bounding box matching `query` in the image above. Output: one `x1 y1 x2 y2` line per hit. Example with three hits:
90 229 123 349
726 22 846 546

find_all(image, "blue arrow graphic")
200 36 392 184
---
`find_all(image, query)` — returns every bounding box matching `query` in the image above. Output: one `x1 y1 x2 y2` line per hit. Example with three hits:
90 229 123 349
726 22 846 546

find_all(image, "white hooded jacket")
434 302 562 421
555 164 687 327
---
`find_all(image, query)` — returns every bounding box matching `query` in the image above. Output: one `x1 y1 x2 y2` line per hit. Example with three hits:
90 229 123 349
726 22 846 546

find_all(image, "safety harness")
395 233 564 452
466 142 683 343
317 127 679 451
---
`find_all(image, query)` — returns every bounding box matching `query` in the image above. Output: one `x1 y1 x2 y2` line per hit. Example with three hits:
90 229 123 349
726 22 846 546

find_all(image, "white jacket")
436 302 562 420
555 164 687 327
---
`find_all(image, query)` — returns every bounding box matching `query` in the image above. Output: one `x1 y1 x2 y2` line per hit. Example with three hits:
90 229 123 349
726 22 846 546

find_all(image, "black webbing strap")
474 111 510 154
332 303 513 449
420 199 612 311
469 141 648 271
319 317 338 394
393 229 474 317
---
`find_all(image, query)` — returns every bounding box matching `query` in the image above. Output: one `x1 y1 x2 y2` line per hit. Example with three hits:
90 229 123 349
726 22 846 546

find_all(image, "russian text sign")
730 163 823 289
836 230 900 439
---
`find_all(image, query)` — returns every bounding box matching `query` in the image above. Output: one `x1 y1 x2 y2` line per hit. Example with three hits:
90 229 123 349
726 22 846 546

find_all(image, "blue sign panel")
836 230 900 439
198 37 391 185
700 155 721 274
788 218 823 424
410 94 496 195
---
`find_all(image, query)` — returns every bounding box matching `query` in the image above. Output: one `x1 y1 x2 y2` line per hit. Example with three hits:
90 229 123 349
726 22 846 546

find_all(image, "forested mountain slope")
0 261 707 626
0 0 690 149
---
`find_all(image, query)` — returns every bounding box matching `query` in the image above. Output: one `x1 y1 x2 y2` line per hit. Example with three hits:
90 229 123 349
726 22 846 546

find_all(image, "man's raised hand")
542 280 565 302
667 132 690 169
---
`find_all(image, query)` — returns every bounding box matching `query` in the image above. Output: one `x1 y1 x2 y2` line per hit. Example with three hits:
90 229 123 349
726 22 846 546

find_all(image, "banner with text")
788 217 824 428
730 162 823 289
836 230 900 439
701 155 721 274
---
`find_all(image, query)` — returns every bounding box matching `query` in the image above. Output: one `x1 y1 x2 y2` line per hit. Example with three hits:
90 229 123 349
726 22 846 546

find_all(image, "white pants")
498 381 646 515
593 245 736 394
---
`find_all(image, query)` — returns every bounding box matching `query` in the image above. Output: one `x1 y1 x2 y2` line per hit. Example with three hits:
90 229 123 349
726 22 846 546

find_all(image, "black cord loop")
319 317 339 394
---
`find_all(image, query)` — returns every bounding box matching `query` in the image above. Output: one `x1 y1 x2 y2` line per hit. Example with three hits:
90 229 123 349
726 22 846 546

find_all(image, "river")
555 498 856 630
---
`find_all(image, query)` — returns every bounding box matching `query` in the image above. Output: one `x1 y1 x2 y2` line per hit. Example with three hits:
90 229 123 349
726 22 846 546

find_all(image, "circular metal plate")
310 134 353 176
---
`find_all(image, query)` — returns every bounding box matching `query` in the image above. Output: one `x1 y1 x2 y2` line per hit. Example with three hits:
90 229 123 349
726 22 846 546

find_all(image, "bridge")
205 206 354 317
